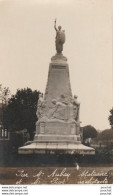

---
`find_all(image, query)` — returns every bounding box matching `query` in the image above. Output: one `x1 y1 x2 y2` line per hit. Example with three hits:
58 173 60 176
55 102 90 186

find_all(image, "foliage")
0 84 10 126
82 125 97 141
108 108 113 126
3 88 40 139
0 84 10 105
98 129 113 141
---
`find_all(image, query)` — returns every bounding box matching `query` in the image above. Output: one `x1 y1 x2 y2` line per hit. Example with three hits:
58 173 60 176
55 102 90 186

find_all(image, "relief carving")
37 93 80 125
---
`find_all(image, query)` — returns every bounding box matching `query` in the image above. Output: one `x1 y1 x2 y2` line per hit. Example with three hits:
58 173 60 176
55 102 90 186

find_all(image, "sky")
0 0 112 130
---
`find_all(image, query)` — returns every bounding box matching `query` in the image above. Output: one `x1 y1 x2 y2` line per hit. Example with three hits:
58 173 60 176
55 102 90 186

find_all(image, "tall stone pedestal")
18 54 95 155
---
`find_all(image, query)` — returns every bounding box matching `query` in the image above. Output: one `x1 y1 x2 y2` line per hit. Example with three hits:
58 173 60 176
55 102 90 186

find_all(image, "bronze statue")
54 19 65 53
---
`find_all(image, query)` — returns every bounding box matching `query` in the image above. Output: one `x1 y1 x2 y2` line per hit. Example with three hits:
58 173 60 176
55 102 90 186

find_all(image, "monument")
19 20 95 155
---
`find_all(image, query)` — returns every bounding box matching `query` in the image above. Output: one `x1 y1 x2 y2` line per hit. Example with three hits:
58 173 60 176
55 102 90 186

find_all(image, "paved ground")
0 165 113 184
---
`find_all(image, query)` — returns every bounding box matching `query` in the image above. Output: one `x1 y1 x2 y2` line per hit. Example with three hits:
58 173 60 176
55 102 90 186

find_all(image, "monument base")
18 143 95 155
18 53 95 156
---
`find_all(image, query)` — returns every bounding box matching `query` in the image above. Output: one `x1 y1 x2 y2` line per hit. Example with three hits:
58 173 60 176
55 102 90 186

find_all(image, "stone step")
33 140 81 144
34 134 81 143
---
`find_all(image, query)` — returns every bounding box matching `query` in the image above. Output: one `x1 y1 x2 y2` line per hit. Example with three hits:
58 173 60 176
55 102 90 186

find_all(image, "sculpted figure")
73 95 80 106
59 94 69 105
54 19 65 53
37 93 46 119
49 98 74 122
49 99 67 120
38 93 43 105
72 95 80 121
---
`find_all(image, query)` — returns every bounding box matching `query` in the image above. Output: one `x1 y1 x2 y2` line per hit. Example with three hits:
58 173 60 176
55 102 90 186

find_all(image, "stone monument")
19 21 95 155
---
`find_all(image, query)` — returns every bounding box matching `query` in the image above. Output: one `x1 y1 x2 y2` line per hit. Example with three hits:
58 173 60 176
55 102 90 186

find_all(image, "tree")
0 84 10 126
0 84 10 105
98 129 113 141
108 108 113 127
82 125 97 142
96 129 113 149
3 88 40 139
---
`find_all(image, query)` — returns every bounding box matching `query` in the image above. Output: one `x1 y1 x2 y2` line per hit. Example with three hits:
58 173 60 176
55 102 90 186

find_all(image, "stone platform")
18 142 95 155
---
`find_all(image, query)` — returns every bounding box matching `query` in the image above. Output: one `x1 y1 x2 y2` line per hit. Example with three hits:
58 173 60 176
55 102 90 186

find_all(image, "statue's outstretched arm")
54 19 57 31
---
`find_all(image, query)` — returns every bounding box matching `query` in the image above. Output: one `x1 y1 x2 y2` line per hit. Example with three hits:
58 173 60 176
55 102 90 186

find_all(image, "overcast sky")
0 0 112 130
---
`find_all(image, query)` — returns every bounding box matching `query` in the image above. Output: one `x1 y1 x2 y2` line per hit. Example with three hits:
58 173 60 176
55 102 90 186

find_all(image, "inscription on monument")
52 65 66 69
44 122 76 135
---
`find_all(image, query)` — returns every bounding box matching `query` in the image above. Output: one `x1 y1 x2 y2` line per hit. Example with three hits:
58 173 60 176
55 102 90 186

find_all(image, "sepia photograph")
0 0 113 185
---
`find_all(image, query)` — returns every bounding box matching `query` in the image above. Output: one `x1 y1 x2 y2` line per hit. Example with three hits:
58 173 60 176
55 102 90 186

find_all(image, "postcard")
0 0 112 188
